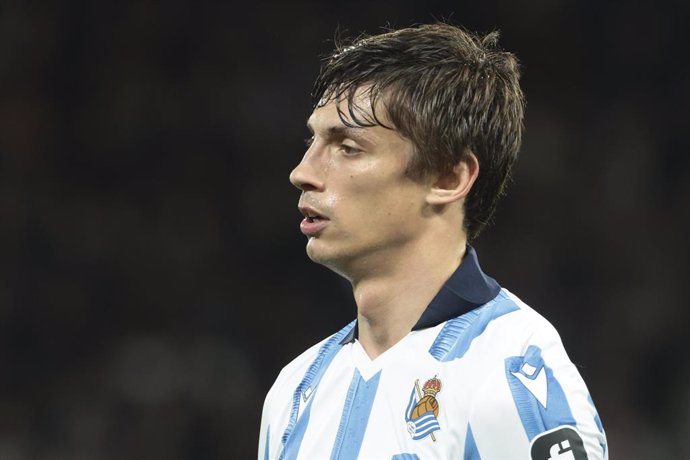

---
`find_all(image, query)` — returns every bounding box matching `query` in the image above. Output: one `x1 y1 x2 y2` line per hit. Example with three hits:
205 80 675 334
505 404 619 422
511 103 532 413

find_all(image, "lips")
298 204 330 236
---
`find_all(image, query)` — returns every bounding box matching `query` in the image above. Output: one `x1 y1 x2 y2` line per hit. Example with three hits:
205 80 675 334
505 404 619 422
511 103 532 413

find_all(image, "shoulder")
495 288 566 348
428 288 563 363
448 289 608 459
481 288 570 354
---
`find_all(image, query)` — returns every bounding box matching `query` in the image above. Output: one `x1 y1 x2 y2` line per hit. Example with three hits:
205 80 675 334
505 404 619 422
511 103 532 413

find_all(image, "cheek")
333 158 422 227
357 181 423 226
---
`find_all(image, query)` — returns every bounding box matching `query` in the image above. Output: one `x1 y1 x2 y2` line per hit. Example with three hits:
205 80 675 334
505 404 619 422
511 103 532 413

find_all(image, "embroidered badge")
405 376 442 441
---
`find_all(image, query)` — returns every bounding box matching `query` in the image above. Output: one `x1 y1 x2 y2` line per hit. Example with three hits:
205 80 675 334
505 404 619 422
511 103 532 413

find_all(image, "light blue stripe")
409 413 440 439
505 345 577 440
463 424 481 460
264 425 270 460
280 398 314 460
413 423 440 439
391 455 420 460
429 291 519 362
413 419 439 432
329 369 381 460
415 422 438 432
279 321 355 460
415 413 438 428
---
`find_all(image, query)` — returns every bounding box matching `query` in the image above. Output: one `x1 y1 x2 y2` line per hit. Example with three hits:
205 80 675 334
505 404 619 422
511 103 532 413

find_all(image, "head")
311 22 525 241
290 23 524 277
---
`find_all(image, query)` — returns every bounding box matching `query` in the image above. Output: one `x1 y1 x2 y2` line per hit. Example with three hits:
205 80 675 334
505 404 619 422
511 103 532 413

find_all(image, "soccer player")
259 23 607 459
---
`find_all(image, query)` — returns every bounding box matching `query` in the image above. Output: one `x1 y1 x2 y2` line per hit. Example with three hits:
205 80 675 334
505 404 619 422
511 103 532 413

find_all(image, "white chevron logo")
512 365 548 407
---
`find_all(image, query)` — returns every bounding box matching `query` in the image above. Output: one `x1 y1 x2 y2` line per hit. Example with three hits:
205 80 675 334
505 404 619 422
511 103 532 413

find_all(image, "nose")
289 146 324 192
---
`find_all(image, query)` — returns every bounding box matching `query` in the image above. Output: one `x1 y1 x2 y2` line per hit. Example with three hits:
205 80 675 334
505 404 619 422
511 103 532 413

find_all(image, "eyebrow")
306 122 373 145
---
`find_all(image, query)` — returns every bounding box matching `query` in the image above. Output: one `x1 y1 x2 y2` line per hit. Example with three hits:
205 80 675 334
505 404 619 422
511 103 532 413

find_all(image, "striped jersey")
259 247 608 459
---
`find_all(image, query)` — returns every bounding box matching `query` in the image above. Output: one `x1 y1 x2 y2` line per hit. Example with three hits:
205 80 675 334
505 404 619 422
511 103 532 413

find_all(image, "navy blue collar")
339 245 501 345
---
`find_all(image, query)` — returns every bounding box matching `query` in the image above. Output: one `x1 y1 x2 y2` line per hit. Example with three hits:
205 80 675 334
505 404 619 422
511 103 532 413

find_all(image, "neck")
350 234 467 359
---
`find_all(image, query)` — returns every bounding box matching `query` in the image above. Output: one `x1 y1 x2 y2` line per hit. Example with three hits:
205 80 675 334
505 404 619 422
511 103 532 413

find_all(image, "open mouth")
299 207 330 236
305 213 326 223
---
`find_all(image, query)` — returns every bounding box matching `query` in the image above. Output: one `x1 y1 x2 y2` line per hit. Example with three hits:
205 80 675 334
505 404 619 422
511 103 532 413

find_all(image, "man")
259 23 607 459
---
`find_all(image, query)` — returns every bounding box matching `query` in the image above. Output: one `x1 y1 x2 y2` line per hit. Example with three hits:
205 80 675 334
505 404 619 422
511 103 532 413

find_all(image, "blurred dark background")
1 0 688 458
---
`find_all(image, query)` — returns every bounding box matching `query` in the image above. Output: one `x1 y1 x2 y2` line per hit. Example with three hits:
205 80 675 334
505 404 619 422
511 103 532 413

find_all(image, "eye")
304 136 314 148
340 143 361 156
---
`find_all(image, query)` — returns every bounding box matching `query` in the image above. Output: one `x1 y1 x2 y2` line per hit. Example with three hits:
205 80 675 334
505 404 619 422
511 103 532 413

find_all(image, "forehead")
309 104 412 156
307 87 401 143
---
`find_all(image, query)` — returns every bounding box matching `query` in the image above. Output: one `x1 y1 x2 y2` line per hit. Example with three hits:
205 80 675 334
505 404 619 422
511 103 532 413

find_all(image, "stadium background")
1 0 688 458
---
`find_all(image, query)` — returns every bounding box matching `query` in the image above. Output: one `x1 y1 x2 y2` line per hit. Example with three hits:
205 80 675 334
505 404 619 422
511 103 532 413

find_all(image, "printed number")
548 439 575 460
530 426 588 460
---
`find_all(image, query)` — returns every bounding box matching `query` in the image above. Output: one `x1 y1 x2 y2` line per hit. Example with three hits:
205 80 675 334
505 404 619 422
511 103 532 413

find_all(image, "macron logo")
302 386 313 402
512 363 548 408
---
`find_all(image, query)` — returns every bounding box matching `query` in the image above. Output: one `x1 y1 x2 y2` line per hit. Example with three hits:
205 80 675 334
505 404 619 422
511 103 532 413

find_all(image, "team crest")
405 376 442 441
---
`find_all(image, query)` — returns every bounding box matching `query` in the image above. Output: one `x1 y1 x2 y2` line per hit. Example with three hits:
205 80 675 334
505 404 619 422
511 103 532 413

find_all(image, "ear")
426 151 479 206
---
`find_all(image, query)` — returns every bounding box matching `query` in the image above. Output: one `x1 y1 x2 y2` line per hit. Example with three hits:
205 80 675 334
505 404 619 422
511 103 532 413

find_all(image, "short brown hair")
312 23 525 240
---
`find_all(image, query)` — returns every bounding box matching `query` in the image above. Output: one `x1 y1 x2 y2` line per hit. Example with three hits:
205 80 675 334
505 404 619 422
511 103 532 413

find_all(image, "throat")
355 305 420 360
350 252 463 360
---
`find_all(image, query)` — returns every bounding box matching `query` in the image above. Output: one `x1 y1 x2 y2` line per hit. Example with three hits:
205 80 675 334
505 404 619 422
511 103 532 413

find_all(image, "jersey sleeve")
467 307 608 459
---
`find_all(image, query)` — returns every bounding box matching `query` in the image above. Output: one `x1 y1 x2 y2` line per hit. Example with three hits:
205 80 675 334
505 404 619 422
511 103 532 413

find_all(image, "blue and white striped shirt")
259 247 607 459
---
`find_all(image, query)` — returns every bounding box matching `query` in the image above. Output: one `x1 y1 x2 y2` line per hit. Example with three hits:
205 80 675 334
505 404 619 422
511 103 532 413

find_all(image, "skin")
290 89 479 359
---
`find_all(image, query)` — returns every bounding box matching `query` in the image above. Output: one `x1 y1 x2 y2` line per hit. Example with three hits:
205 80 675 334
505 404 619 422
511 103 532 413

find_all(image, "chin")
305 238 332 264
305 239 353 277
